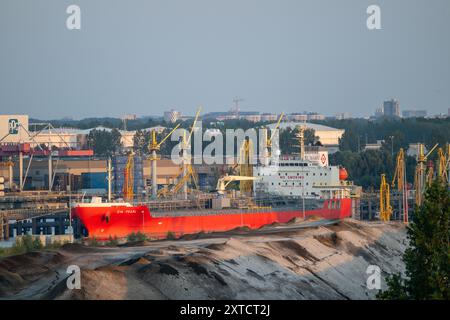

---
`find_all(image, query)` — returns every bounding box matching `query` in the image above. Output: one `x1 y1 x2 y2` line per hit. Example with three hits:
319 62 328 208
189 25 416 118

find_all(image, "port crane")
216 174 259 195
391 148 408 223
180 107 202 199
379 174 392 222
264 113 284 163
157 164 199 198
238 138 254 194
437 145 449 184
414 143 438 207
149 124 181 199
122 152 134 202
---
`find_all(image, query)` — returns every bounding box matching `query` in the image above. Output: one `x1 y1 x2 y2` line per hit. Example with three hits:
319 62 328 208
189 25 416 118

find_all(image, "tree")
378 179 450 300
88 129 122 156
133 130 151 155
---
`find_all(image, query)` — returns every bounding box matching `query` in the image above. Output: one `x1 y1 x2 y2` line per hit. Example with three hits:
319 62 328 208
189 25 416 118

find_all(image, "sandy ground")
0 219 407 300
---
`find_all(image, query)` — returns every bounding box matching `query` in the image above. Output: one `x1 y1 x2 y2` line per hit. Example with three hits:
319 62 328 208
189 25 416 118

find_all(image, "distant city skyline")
1 0 450 119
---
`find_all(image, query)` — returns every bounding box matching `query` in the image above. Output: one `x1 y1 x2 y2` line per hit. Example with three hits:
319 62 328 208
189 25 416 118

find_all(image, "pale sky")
1 0 449 119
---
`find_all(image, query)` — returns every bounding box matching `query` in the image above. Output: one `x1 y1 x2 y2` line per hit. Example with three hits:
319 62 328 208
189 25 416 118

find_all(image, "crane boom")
157 123 181 148
268 112 284 147
216 175 259 194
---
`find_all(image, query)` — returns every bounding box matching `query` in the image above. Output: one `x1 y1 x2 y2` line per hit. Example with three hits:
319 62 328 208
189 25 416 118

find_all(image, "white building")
268 122 345 150
164 109 182 123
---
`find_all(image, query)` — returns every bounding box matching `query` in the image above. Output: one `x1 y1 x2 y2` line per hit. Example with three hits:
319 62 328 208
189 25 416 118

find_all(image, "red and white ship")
71 148 354 240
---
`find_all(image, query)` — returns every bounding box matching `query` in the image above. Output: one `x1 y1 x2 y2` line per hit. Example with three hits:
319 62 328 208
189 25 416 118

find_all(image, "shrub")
105 235 119 246
127 231 148 242
166 231 176 240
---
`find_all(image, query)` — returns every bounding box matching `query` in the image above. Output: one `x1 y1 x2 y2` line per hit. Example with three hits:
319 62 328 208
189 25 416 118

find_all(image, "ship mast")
296 125 306 161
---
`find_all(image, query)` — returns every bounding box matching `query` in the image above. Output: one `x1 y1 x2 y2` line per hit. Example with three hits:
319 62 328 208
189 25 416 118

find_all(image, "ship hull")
71 199 352 240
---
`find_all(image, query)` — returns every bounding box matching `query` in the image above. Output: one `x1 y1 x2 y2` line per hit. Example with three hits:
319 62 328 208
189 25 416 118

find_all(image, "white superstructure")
253 154 350 199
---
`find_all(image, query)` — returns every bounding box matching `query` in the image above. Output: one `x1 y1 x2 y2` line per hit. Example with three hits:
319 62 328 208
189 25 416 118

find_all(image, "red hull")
72 199 352 240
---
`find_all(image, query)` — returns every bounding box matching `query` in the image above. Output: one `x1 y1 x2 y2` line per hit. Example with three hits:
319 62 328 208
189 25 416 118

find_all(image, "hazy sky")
1 0 449 119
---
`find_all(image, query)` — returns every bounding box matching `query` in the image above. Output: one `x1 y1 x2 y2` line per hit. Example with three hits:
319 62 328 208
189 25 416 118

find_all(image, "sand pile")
0 219 407 300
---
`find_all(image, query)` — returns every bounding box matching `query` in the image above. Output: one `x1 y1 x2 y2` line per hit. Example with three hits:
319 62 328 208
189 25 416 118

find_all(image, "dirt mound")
118 240 153 247
60 243 102 254
0 250 66 297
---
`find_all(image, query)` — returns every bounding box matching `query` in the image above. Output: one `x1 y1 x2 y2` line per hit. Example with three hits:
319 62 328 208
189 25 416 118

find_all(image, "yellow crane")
391 148 405 191
414 143 438 207
380 174 392 222
180 107 202 199
122 152 134 202
391 148 408 223
238 138 254 194
157 162 198 198
149 124 181 199
437 145 449 184
216 174 259 195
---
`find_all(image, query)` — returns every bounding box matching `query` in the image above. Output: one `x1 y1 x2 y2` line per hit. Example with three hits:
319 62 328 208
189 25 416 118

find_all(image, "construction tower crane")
380 174 392 222
122 153 134 202
391 148 408 223
414 143 438 207
149 124 181 199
